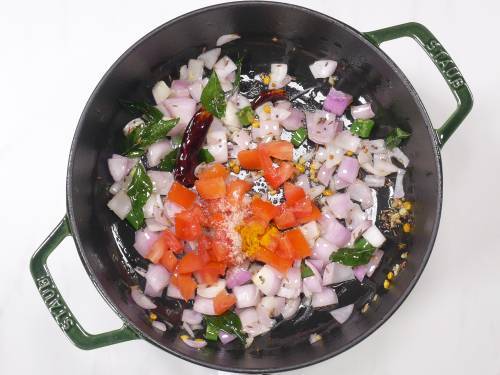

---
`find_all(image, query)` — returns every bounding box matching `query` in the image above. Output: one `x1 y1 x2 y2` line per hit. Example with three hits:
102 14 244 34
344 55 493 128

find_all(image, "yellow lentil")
387 271 394 280
149 312 157 321
295 163 305 173
251 120 260 128
403 223 411 233
263 104 272 114
231 165 241 174
345 150 354 156
403 201 412 210
323 189 333 196
383 279 391 289
261 74 271 85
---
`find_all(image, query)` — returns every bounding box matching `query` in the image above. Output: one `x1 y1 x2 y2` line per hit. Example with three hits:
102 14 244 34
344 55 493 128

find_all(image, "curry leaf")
123 117 179 157
385 127 411 149
300 260 314 278
291 127 308 147
201 71 226 119
236 106 254 126
120 100 163 123
157 149 179 172
198 148 215 163
204 311 246 344
330 238 375 266
126 163 153 230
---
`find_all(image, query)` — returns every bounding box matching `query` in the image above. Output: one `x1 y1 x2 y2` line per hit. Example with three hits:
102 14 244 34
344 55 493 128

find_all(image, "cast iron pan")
30 2 472 373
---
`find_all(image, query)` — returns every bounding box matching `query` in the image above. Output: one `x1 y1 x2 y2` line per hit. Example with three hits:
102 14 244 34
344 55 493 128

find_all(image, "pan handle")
364 22 473 147
30 216 139 349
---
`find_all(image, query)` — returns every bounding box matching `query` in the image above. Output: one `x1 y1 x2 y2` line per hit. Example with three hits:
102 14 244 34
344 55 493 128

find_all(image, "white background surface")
1 0 498 374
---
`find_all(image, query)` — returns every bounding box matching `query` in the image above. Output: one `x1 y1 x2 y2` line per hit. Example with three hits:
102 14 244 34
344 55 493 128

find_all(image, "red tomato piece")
213 290 237 315
295 203 321 224
264 140 293 161
284 182 306 205
254 247 293 273
238 149 262 170
273 207 297 230
159 250 178 272
198 163 230 180
250 197 281 223
170 273 197 301
226 179 252 206
277 235 295 260
177 252 207 274
175 210 202 240
285 228 312 258
167 181 196 209
195 176 226 200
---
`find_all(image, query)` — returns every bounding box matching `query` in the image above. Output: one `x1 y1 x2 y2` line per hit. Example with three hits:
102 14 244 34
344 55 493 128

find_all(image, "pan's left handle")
30 215 139 349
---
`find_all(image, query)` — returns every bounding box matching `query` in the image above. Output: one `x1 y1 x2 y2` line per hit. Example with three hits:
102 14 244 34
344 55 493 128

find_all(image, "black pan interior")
67 2 442 372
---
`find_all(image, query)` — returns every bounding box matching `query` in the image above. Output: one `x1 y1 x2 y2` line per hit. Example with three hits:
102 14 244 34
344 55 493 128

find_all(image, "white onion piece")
152 81 171 104
330 174 350 191
351 103 375 119
270 63 288 85
312 237 336 262
188 80 203 102
231 129 251 153
171 80 191 97
193 297 216 315
197 279 226 299
214 56 237 81
222 101 241 131
238 308 259 329
234 284 261 308
394 169 406 199
180 335 207 349
323 143 345 169
350 219 372 243
281 297 301 319
179 64 188 80
133 229 160 257
147 140 171 167
147 171 174 195
198 48 221 69
317 162 335 186
300 221 320 247
318 215 351 248
357 148 372 165
322 262 354 286
363 139 386 154
323 88 353 116
308 259 325 272
364 174 385 187
252 265 282 296
144 264 170 297
277 267 301 299
345 204 366 230
280 108 305 131
216 33 241 46
182 321 195 338
207 141 228 164
142 194 158 219
309 185 325 199
373 153 399 176
353 249 384 281
326 193 353 219
145 218 167 232
337 156 359 184
232 94 251 109
270 106 291 122
255 104 272 121
123 118 144 136
109 180 123 195
131 286 157 309
163 97 196 130
390 147 409 167
306 110 338 145
252 119 280 141
362 225 386 247
152 320 167 332
330 304 354 324
108 154 132 182
312 287 338 308
187 59 204 81
107 190 132 220
347 180 374 209
258 296 285 318
295 175 311 195
206 118 226 144
333 131 361 152
167 284 183 300
309 60 338 79
182 309 203 325
303 262 322 293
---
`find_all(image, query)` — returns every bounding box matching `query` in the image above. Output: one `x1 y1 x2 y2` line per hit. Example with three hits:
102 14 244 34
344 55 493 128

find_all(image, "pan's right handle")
30 215 139 349
364 22 473 147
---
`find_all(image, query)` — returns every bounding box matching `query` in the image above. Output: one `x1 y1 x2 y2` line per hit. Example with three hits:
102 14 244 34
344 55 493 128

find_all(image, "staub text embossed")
37 276 75 330
425 39 465 89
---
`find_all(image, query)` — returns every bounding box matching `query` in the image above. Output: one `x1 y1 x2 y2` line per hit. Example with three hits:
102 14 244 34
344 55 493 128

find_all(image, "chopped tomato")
250 197 281 223
295 203 321 224
198 163 229 180
189 203 209 227
273 208 297 230
238 149 262 170
196 262 227 285
277 235 295 259
175 210 202 240
195 176 226 200
159 250 178 272
145 241 164 264
264 140 293 161
255 247 293 273
213 290 237 315
284 182 306 205
159 229 183 253
226 179 252 206
260 147 296 189
285 229 312 258
167 181 196 209
170 273 197 301
177 251 207 274
209 240 230 262
260 226 280 251
289 198 313 219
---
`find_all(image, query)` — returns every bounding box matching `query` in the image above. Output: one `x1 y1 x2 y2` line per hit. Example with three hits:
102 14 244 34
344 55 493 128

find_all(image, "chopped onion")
170 79 191 97
364 174 385 187
143 194 158 219
330 304 353 324
309 333 322 344
144 264 170 297
323 143 345 168
277 267 301 299
180 335 207 349
107 190 132 220
164 200 184 221
252 265 282 296
197 279 226 298
330 174 350 191
281 297 301 319
270 63 288 86
109 180 123 195
345 204 366 230
270 106 291 122
255 104 272 121
306 110 339 145
309 60 337 79
258 296 286 318
198 48 221 69
182 309 203 325
319 215 351 247
333 131 361 152
163 97 196 124
187 59 204 81
312 237 336 262
362 225 386 247
295 174 311 195
147 171 174 195
308 259 324 272
351 103 375 119
152 320 167 332
303 269 322 294
131 286 157 309
312 287 338 308
108 154 133 182
309 185 325 199
373 153 399 176
337 156 359 184
323 88 353 116
147 140 172 167
300 221 320 246
207 141 228 164
322 262 354 286
219 330 237 345
326 193 353 219
222 101 241 131
317 162 335 186
233 284 261 308
179 64 188 80
238 307 259 329
167 284 183 300
280 108 305 131
216 33 241 46
347 180 374 209
214 56 237 81
152 81 171 104
123 118 144 136
226 267 252 289
252 119 280 141
193 296 215 315
394 169 406 198
390 147 410 168
188 80 203 102
133 229 160 257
